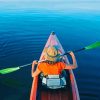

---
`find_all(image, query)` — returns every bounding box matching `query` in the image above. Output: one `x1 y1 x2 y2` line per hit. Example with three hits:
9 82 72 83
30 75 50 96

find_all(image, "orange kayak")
30 32 80 100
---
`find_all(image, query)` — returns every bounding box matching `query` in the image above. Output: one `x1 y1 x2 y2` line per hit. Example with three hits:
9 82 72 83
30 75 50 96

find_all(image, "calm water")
0 11 100 100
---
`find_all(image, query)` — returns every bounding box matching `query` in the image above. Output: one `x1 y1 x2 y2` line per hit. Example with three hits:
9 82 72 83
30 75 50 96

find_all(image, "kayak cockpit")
36 70 73 100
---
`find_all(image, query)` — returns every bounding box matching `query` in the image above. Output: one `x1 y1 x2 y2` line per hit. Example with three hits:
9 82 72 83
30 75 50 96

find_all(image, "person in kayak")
31 45 77 77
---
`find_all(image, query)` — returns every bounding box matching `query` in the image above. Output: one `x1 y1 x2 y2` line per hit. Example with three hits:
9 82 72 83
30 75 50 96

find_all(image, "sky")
0 0 100 12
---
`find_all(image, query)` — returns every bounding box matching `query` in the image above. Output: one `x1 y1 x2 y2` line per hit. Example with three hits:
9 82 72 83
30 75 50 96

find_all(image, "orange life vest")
38 62 66 76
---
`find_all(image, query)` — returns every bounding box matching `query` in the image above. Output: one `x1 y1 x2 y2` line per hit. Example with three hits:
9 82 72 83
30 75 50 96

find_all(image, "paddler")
31 45 77 77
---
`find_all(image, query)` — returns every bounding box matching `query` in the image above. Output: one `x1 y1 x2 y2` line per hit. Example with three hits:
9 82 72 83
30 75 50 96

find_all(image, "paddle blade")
85 41 100 50
0 67 20 74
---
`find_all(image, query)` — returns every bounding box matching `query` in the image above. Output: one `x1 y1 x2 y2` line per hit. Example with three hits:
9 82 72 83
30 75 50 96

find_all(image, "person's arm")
65 51 78 69
31 60 41 77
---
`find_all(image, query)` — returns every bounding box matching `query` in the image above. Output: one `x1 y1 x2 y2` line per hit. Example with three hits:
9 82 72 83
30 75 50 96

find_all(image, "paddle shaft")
5 42 100 69
19 47 92 68
19 60 46 68
64 41 100 55
19 63 32 68
63 48 85 56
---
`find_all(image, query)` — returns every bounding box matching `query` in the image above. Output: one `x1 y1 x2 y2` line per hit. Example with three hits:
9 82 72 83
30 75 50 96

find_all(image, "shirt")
38 62 66 76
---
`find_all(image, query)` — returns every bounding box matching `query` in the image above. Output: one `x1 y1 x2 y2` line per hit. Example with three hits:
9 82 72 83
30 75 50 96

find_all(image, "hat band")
46 52 58 58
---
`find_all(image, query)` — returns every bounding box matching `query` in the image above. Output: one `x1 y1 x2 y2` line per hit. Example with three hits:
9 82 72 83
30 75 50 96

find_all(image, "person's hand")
68 51 74 56
32 60 38 65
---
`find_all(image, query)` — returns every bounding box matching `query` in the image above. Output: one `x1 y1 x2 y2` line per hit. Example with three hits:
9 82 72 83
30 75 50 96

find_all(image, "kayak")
30 32 80 100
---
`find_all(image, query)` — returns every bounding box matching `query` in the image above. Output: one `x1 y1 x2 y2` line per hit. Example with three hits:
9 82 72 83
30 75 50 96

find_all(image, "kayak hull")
30 32 80 100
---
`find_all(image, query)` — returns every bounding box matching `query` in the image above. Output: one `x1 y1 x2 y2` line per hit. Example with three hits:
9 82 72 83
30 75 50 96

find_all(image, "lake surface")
0 11 100 100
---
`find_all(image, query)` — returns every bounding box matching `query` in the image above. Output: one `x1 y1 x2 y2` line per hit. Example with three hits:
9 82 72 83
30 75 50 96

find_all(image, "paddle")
0 61 44 75
0 63 32 74
0 41 100 74
64 41 100 55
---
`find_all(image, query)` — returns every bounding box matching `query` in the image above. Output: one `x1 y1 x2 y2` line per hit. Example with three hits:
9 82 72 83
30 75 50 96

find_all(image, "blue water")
0 11 100 100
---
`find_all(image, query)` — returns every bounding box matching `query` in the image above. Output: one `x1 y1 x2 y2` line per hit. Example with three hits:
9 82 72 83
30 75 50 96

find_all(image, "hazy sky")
0 0 100 12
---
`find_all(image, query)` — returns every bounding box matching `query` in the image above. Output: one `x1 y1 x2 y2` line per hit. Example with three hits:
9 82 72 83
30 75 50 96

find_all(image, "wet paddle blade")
0 67 20 74
85 41 100 50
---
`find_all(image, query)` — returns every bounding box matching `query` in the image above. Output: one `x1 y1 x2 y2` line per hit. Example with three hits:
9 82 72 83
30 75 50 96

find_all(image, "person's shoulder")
38 62 47 70
56 62 66 65
38 62 46 65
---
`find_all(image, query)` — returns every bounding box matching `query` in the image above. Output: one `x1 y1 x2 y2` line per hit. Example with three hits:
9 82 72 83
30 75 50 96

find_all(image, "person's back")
38 61 66 76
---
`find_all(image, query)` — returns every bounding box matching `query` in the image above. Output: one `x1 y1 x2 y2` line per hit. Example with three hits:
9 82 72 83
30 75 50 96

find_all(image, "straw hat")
44 45 59 62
